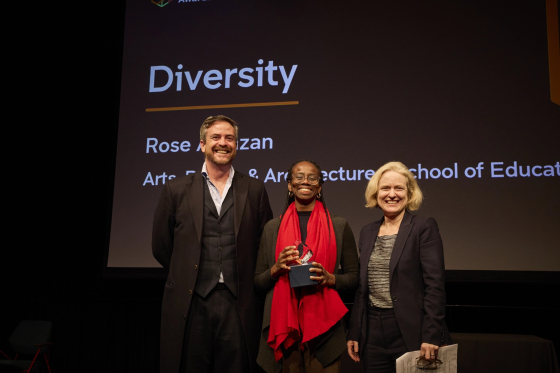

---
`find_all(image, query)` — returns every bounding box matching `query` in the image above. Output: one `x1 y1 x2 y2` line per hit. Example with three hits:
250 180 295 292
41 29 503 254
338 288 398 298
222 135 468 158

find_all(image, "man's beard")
205 146 236 165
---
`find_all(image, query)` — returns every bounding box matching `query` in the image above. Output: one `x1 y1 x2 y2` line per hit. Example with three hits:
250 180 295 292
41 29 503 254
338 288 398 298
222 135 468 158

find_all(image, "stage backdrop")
107 0 560 272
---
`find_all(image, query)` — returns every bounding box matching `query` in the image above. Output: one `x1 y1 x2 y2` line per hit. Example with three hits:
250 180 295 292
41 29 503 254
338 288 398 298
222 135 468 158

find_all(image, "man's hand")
347 340 360 362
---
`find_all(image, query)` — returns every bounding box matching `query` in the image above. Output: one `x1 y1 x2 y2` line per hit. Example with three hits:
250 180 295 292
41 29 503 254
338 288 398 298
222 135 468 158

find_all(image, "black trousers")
180 284 249 373
362 306 408 373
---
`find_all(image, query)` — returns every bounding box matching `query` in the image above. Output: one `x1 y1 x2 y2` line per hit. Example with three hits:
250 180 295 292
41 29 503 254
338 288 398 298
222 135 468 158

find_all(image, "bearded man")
152 115 273 373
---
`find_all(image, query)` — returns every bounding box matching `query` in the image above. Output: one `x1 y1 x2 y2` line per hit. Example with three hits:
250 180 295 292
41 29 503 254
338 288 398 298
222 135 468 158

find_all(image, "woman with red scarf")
254 160 359 373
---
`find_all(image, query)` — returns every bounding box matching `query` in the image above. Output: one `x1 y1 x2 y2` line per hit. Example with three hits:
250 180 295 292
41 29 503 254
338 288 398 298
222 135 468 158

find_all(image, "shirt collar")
201 162 235 183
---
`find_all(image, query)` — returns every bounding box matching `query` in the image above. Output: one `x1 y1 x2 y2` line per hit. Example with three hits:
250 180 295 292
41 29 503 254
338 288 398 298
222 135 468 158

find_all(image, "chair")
0 321 52 373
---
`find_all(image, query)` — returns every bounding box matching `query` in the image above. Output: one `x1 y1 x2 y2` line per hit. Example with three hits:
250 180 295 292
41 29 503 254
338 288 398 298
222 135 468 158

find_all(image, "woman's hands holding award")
310 262 336 287
271 245 299 279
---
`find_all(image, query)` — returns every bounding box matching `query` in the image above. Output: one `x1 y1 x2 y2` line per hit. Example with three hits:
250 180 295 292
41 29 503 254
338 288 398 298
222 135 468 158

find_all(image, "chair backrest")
9 320 52 355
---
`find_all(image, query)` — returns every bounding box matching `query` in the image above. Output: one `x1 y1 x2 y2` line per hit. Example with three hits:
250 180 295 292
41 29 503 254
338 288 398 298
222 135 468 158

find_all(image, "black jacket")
347 211 452 354
152 171 273 373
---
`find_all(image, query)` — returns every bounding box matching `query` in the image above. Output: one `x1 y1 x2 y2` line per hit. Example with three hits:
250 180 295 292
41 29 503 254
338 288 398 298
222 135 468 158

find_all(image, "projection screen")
107 0 560 273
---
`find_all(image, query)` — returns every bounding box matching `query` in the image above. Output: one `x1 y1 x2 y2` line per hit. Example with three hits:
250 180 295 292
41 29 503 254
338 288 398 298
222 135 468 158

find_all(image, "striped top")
368 234 397 308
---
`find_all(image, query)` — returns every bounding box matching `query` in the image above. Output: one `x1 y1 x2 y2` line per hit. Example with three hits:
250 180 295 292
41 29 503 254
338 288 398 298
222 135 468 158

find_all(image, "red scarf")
267 201 348 361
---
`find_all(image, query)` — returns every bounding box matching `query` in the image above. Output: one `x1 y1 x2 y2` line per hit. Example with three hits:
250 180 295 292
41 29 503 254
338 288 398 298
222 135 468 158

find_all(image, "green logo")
152 0 173 7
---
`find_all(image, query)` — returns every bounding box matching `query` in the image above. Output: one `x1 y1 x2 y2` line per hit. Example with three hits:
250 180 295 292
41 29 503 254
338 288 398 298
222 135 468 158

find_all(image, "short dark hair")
281 160 331 235
199 115 238 141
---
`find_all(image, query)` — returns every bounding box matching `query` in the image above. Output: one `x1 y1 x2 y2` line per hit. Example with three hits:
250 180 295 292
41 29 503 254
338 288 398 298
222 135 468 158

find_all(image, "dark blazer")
152 171 273 373
347 211 452 355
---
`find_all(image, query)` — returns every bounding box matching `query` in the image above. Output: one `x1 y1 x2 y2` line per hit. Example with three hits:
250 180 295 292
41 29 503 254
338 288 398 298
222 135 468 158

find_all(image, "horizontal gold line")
146 101 299 112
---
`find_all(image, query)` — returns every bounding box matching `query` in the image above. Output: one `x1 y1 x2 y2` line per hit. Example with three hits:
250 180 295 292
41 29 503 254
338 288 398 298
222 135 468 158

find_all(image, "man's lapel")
389 211 413 280
203 181 220 219
233 172 249 238
219 188 234 218
186 173 204 244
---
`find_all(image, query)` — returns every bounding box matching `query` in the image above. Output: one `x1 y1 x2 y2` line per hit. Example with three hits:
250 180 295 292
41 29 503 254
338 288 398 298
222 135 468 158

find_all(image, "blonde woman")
347 161 452 373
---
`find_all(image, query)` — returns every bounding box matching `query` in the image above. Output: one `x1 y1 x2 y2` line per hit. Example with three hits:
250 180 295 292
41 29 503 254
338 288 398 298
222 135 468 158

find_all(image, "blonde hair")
365 161 423 211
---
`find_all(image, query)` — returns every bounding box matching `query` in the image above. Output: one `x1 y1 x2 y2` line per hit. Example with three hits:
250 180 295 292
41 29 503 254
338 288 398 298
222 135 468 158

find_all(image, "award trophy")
288 239 316 288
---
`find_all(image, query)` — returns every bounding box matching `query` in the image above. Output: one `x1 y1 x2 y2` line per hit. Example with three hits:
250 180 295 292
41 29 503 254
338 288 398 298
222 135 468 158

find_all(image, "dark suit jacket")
347 211 452 355
152 171 273 373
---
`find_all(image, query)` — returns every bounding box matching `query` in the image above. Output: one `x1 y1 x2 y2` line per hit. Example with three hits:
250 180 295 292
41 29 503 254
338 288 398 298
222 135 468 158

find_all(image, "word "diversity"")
149 59 298 94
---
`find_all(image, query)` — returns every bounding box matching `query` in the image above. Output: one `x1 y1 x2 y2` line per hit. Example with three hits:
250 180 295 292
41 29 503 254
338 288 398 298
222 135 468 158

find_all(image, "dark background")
3 1 559 372
108 0 560 271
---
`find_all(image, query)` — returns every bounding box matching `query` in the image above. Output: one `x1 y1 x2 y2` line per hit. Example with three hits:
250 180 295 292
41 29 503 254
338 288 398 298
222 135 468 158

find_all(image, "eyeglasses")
416 356 443 370
292 173 320 185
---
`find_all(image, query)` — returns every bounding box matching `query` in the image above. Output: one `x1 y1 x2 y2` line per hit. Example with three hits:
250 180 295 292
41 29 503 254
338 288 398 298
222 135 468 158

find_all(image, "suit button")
194 265 198 270
219 247 223 251
189 290 193 294
392 297 398 302
218 233 221 237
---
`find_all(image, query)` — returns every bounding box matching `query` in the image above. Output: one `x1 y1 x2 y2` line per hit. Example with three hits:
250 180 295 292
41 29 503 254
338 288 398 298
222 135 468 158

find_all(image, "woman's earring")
288 191 293 197
316 193 321 199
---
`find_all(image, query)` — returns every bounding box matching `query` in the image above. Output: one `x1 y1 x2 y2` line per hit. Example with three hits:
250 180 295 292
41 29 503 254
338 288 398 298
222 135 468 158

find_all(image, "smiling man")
152 115 273 373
